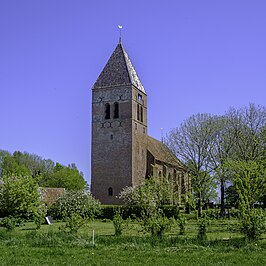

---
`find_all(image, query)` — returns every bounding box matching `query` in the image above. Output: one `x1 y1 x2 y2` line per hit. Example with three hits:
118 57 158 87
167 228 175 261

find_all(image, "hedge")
97 205 182 220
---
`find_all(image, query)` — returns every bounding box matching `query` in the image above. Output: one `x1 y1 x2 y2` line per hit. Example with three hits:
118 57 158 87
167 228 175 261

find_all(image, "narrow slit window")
174 169 177 182
108 187 113 196
163 165 167 177
140 106 143 122
114 102 119 119
137 104 140 121
105 103 110 119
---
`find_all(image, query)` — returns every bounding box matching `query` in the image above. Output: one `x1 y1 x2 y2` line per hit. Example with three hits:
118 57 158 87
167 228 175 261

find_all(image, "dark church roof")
147 136 185 169
93 42 146 93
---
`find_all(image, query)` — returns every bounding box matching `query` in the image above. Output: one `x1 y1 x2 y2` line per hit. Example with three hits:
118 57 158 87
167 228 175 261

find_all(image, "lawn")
0 218 265 266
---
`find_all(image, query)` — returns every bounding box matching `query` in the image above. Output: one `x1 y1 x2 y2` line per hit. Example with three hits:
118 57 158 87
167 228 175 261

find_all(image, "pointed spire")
118 25 122 44
93 42 146 93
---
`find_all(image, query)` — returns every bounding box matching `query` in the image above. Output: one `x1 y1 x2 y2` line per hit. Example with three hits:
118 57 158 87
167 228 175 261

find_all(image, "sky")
0 0 265 185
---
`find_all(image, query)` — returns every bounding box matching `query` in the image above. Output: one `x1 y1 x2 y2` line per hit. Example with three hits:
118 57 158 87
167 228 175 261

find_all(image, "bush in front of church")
48 190 101 220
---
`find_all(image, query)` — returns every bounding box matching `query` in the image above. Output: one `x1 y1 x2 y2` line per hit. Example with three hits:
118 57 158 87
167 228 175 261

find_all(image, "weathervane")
118 25 122 43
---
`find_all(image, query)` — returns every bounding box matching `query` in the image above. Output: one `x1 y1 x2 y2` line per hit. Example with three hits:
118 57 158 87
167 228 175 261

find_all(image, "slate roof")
147 136 185 169
93 42 146 93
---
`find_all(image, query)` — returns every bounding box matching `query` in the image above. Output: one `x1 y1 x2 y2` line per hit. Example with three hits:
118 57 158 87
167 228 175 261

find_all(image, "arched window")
108 187 113 196
181 176 185 194
114 102 119 118
140 106 143 122
163 165 167 177
173 169 177 182
105 103 110 119
168 173 171 181
137 104 140 120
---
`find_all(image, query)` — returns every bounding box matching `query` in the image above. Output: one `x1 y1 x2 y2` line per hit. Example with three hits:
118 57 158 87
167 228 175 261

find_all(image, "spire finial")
118 25 122 43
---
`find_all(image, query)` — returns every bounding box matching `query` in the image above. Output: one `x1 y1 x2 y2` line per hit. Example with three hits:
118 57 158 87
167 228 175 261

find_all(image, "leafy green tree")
229 160 266 210
13 151 54 179
228 160 266 240
44 163 86 190
0 155 31 177
0 174 43 220
0 150 10 163
1 150 86 191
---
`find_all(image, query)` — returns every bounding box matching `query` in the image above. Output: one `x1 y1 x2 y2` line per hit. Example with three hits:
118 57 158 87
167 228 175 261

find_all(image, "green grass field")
0 218 265 266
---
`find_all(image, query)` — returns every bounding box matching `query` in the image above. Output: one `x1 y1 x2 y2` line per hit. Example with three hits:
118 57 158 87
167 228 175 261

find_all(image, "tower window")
114 102 119 118
137 104 140 120
105 103 110 119
140 106 143 122
108 187 113 196
138 93 142 102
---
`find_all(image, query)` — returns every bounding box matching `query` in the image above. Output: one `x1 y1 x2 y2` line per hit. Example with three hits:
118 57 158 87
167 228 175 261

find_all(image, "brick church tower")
91 40 190 205
91 41 147 204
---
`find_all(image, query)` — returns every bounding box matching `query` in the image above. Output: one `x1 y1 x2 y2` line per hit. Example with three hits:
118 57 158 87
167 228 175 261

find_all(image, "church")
91 40 190 204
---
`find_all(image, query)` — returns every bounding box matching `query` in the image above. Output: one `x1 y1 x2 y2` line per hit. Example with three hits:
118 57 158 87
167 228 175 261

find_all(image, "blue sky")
0 0 265 184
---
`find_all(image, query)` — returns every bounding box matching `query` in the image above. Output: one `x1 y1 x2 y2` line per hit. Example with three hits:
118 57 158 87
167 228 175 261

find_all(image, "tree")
208 116 235 216
1 150 87 191
225 185 239 207
44 163 86 190
0 154 31 177
227 160 266 240
226 104 266 162
229 160 266 210
0 174 43 219
166 113 217 217
0 150 10 163
13 151 55 179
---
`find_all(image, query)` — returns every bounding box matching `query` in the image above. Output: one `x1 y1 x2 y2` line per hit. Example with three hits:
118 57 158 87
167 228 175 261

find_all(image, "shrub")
34 204 47 229
97 205 142 220
113 209 128 236
60 214 88 234
178 215 186 235
239 208 266 241
141 213 173 237
197 217 210 241
0 216 17 231
48 190 100 220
